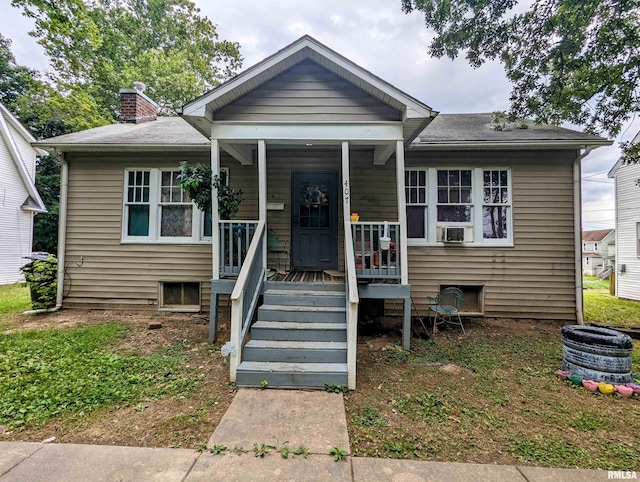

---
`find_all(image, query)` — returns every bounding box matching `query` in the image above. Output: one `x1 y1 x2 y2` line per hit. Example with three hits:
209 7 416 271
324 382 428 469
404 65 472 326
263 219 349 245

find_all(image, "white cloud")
2 0 636 228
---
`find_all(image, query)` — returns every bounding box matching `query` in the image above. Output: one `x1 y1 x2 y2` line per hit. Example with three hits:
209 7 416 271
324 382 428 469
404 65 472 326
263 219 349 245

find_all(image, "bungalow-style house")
0 103 47 285
35 36 610 389
608 130 640 301
581 229 615 276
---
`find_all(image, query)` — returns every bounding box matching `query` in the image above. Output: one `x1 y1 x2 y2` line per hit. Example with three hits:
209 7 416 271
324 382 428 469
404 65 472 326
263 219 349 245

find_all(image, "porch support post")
396 140 409 285
211 138 221 279
258 140 267 272
209 138 221 343
341 141 351 223
396 140 411 351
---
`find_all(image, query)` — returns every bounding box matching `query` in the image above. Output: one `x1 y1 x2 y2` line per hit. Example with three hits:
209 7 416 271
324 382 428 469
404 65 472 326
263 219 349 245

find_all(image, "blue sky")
1 0 637 230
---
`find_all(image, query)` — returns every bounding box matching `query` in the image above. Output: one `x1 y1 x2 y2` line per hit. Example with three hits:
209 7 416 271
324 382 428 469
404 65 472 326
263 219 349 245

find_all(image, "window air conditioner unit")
443 227 465 243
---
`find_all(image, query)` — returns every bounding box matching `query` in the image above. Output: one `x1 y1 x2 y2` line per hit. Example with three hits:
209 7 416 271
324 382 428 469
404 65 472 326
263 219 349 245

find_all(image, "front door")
291 171 339 270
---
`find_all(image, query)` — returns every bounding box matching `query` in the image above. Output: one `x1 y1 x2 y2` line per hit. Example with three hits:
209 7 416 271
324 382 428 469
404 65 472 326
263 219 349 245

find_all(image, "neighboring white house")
608 130 640 301
0 103 47 285
581 228 615 276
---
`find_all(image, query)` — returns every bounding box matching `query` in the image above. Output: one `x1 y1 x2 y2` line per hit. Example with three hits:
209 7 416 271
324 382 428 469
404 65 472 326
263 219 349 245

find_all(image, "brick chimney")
119 82 158 123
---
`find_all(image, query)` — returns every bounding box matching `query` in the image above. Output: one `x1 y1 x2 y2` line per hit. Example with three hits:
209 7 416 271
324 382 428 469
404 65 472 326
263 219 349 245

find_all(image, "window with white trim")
482 170 509 239
405 169 427 239
405 167 512 245
123 168 228 242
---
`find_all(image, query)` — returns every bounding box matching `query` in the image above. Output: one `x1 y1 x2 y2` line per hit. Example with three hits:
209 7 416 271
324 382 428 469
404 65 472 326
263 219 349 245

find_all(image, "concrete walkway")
0 389 614 481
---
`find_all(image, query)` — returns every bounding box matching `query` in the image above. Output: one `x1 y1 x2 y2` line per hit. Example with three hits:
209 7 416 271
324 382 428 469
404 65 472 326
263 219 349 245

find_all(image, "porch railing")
219 220 258 277
352 222 401 279
344 219 359 390
228 220 266 382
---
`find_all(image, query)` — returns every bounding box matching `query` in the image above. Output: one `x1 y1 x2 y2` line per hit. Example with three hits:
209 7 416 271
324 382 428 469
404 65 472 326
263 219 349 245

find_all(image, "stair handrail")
344 217 359 390
228 219 266 382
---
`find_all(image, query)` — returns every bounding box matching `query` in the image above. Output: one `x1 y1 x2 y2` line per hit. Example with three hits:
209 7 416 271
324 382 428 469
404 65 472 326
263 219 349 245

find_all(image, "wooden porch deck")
268 270 345 284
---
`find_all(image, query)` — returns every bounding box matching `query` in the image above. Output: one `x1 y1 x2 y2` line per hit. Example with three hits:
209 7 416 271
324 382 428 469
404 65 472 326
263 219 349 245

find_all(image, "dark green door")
291 171 339 270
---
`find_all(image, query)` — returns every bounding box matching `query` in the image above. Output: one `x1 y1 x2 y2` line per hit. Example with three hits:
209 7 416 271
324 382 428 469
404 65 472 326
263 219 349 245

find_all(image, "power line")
583 208 614 212
583 179 614 184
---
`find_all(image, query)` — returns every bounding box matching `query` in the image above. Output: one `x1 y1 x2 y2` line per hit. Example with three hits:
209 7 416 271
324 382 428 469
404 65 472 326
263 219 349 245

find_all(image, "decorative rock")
614 385 634 397
556 370 570 380
582 380 599 393
598 382 615 395
625 383 640 395
148 322 162 330
569 374 584 385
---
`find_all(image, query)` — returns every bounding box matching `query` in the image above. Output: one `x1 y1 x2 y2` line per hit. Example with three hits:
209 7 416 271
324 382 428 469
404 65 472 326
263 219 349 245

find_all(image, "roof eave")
32 142 212 152
181 36 435 131
409 140 613 151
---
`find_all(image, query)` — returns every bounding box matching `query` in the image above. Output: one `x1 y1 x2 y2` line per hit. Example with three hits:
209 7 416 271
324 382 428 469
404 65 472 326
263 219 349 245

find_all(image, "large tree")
402 0 640 160
11 0 242 117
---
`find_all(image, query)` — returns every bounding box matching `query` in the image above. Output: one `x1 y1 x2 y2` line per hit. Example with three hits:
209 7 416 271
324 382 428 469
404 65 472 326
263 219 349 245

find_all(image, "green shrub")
20 255 57 310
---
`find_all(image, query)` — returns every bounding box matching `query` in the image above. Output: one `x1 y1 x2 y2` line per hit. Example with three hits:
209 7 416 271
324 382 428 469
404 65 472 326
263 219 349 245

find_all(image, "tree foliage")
402 0 640 161
177 162 243 220
11 0 242 117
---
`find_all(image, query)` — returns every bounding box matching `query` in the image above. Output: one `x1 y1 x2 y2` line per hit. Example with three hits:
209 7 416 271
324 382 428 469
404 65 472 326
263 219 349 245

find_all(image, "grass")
583 276 640 326
347 322 640 470
0 323 199 429
0 283 31 314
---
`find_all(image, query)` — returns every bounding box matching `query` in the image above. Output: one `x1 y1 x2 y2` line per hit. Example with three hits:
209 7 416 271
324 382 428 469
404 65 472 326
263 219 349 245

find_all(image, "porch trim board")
210 122 403 143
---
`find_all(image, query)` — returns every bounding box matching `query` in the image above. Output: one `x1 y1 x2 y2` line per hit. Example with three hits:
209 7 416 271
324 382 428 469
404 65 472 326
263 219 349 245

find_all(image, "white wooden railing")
352 222 401 279
228 220 266 382
219 220 258 277
344 219 360 390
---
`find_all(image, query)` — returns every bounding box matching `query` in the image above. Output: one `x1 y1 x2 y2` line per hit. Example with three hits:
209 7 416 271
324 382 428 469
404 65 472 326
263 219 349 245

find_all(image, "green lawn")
0 283 31 314
584 291 640 326
583 275 610 291
0 323 199 428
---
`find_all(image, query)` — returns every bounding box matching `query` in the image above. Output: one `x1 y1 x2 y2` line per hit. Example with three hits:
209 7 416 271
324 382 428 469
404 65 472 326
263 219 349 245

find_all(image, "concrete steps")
236 283 348 389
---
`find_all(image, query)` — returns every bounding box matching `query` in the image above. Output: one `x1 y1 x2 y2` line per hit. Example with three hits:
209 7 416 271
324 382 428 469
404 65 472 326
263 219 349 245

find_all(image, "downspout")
23 154 67 315
574 146 591 325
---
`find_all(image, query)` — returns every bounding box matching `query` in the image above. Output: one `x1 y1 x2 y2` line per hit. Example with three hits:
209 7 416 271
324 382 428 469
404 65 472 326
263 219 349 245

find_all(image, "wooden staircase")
235 283 348 389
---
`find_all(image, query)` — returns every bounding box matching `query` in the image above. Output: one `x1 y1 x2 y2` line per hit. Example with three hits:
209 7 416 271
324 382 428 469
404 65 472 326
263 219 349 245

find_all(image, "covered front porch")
179 35 436 389
206 138 412 390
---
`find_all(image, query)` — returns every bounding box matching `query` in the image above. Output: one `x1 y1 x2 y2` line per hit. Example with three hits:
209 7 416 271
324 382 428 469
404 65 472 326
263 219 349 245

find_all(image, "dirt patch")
1 309 235 449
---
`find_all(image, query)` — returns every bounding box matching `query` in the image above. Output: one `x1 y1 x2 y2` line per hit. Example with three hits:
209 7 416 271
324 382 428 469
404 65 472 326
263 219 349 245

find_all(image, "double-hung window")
123 167 227 243
405 170 428 239
482 170 509 240
406 167 512 246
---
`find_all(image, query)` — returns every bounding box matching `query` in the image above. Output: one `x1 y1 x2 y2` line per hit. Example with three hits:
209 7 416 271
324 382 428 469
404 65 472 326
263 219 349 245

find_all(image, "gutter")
31 143 211 152
409 140 613 150
574 147 592 325
55 155 69 310
26 155 68 315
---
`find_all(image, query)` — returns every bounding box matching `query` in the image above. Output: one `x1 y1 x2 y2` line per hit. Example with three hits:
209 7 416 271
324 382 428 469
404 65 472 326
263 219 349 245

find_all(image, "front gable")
214 59 402 122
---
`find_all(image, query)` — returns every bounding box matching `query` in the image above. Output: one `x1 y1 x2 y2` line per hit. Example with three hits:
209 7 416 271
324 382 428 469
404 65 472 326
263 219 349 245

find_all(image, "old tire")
561 336 632 357
562 345 632 373
561 325 632 349
561 360 633 384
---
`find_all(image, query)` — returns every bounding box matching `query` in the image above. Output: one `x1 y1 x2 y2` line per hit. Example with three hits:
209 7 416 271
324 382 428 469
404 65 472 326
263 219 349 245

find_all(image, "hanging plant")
177 162 243 220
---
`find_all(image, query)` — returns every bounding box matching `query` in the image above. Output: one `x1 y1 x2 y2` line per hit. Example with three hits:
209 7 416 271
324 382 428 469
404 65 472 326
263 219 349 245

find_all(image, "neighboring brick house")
581 229 615 276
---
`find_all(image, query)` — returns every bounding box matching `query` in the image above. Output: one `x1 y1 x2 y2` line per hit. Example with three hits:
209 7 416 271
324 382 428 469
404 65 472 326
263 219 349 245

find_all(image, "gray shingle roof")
35 117 209 150
413 113 610 147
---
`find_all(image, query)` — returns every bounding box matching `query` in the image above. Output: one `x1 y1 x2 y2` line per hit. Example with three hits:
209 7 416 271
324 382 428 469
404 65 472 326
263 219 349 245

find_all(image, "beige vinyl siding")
614 162 640 301
405 150 578 320
214 60 402 122
64 152 215 310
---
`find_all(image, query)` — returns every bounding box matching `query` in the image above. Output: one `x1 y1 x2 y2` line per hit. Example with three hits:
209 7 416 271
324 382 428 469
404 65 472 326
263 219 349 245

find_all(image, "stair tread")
264 289 345 297
253 321 346 330
260 304 346 312
237 361 348 373
245 340 347 350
